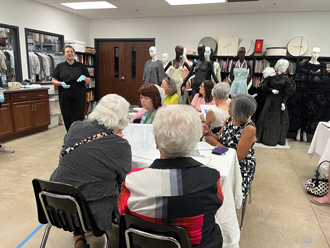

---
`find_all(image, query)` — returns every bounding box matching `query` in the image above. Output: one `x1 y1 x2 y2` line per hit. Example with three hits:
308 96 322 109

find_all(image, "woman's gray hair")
88 94 130 130
164 76 178 96
231 94 257 122
153 105 202 158
274 59 289 71
212 82 230 101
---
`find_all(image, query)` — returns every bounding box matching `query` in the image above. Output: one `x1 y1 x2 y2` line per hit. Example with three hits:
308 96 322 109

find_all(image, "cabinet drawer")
12 91 48 102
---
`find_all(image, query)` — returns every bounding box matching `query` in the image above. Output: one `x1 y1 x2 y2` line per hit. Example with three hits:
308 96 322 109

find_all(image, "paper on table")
197 141 215 150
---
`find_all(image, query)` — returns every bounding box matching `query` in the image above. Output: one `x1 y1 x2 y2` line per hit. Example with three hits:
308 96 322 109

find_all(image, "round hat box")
287 36 308 56
266 47 287 56
199 37 218 54
238 40 255 56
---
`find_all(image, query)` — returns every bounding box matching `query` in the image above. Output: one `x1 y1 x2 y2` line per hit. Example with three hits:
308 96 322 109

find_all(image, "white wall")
0 0 90 79
90 12 330 59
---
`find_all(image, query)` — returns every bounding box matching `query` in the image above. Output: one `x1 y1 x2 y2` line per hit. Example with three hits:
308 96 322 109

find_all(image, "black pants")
59 83 86 131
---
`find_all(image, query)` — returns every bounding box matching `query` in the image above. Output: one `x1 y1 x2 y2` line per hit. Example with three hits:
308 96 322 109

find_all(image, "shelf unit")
76 51 97 116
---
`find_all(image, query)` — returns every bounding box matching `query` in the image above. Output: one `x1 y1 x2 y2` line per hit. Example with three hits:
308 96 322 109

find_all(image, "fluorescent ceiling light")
61 1 117 10
166 0 226 5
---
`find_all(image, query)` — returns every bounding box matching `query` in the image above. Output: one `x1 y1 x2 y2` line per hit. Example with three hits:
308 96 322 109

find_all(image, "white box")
266 47 287 56
48 114 60 128
217 36 239 56
65 40 86 53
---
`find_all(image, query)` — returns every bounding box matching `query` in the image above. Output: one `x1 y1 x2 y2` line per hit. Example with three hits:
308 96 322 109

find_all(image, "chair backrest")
118 214 192 248
32 178 104 237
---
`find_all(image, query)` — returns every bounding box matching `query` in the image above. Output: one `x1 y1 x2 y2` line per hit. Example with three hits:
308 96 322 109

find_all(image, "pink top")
191 94 215 112
129 104 168 123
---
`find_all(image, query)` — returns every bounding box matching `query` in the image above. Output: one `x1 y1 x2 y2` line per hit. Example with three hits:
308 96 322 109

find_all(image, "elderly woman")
139 83 162 124
161 76 179 104
191 80 215 112
119 105 224 248
50 94 132 248
204 82 230 134
204 94 257 201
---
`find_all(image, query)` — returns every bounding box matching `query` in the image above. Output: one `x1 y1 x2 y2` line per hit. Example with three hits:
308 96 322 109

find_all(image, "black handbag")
305 160 329 197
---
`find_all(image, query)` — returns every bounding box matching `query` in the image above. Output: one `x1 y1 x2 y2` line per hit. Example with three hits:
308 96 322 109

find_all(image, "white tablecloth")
308 122 330 178
131 148 242 248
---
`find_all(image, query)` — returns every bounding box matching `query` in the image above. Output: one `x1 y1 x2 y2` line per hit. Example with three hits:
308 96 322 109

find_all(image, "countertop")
3 87 50 94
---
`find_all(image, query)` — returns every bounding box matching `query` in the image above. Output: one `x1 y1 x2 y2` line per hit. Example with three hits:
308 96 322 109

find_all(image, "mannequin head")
237 47 246 61
149 46 157 58
198 44 205 58
175 45 184 57
274 59 289 75
205 47 211 61
311 47 320 62
162 53 169 65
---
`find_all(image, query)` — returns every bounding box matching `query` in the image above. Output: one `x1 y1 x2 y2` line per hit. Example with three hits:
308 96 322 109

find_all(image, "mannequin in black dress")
181 44 219 97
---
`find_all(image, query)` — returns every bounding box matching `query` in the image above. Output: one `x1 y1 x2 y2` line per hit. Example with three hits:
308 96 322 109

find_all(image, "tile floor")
0 125 329 248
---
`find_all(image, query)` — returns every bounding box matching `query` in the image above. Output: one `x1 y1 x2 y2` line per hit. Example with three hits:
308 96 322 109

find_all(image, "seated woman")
139 83 162 124
161 76 179 104
119 105 224 248
191 80 215 112
203 94 257 201
50 94 132 248
204 82 230 134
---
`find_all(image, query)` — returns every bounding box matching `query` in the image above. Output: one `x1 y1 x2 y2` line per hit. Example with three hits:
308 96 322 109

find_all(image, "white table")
308 122 330 178
131 147 242 248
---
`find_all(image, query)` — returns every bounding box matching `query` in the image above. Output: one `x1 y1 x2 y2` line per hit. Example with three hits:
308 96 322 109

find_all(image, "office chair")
118 213 192 248
32 178 108 248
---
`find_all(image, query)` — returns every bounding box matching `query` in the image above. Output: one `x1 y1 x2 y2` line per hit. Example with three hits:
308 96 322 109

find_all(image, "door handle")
120 77 125 80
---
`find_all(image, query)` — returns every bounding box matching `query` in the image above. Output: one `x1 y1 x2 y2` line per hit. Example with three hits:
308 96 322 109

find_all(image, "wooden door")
97 39 154 105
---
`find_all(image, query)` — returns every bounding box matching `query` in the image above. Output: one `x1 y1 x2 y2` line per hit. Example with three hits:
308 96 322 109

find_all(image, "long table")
308 122 330 178
123 124 242 248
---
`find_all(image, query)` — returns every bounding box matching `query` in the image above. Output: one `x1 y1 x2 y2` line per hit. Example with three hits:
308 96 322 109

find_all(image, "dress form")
142 46 165 85
205 47 221 83
162 53 170 75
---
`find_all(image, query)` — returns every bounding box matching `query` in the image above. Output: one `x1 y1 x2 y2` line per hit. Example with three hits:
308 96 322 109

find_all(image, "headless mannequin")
205 47 221 83
229 47 253 94
296 47 320 141
182 44 219 97
142 46 165 85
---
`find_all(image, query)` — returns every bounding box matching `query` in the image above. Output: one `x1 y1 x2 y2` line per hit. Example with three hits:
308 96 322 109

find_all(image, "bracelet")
201 121 205 123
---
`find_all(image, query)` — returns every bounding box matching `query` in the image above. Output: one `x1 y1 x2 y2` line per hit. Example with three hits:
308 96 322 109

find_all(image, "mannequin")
229 47 252 95
142 46 165 85
256 59 296 146
182 44 219 97
164 45 191 103
289 47 330 140
181 48 193 104
162 53 170 75
205 47 221 83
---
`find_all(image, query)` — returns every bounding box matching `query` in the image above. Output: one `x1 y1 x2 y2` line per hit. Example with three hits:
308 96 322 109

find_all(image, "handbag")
305 160 329 197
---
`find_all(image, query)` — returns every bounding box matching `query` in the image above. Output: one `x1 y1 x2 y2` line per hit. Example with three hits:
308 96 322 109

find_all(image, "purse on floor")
305 160 329 197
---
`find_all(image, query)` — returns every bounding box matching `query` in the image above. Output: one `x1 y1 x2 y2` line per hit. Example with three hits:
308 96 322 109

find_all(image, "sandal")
310 197 330 206
75 237 90 248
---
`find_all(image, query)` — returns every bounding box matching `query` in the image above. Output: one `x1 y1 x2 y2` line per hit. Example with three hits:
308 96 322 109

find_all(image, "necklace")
143 109 155 124
236 60 246 76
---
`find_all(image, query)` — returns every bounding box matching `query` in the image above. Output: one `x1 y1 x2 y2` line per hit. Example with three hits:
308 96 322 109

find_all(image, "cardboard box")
65 40 86 53
8 82 21 89
85 47 96 53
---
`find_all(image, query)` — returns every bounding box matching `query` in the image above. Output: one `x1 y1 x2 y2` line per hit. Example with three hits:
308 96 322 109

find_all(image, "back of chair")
119 214 192 248
32 178 104 237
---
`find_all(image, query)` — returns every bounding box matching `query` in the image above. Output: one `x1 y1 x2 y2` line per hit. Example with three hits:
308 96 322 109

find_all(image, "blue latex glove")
61 82 71 89
77 75 86 82
0 93 4 103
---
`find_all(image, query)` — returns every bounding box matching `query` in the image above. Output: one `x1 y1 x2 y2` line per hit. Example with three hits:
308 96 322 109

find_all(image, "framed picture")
217 36 239 56
254 39 263 56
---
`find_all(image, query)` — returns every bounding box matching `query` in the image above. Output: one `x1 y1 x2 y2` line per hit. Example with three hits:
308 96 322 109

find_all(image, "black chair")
32 178 108 248
240 185 252 230
133 118 142 123
118 214 192 248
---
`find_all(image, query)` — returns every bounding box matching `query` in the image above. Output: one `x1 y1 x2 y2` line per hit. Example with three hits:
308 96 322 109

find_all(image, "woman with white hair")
203 94 257 201
256 59 296 146
204 82 230 134
50 94 132 248
119 105 224 248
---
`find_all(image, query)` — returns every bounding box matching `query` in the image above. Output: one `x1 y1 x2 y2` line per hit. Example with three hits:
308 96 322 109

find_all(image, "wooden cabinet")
0 89 50 141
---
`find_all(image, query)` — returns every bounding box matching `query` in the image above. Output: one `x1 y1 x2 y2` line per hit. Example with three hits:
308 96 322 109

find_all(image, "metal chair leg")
102 232 109 248
40 223 52 248
249 185 252 204
240 199 247 230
